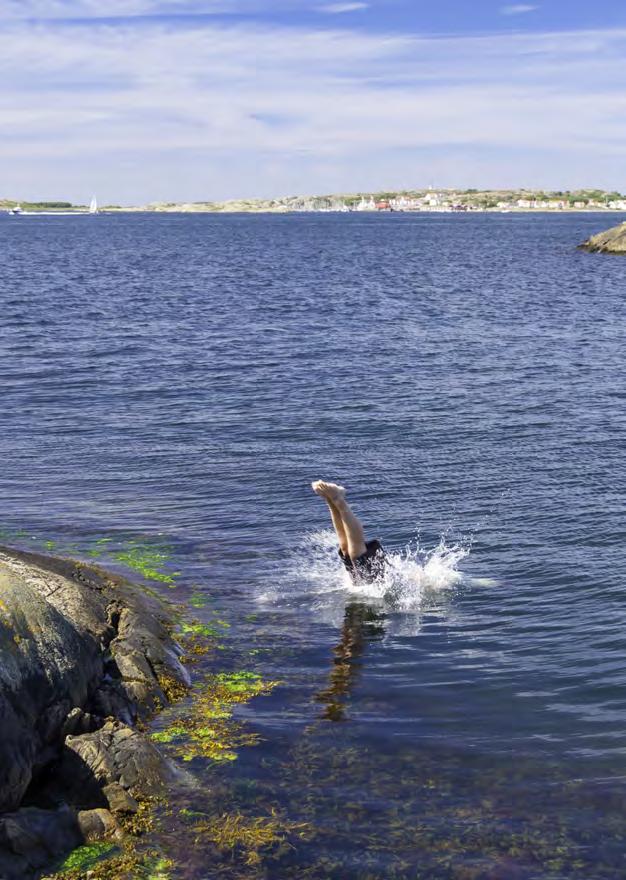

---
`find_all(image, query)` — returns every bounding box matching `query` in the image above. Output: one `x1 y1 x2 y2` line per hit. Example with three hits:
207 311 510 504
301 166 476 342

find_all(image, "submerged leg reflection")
315 601 386 722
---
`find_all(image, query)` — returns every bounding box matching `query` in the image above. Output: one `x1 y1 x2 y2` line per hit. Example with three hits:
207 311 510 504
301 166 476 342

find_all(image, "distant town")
166 188 626 215
3 188 626 215
119 187 626 214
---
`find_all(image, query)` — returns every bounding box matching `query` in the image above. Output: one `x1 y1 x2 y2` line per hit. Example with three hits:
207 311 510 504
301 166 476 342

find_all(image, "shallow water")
2 211 626 878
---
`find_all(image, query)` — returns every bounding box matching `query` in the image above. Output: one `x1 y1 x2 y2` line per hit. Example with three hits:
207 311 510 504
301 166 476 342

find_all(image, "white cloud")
1 18 626 201
317 2 369 13
0 0 373 19
0 0 272 18
500 4 539 14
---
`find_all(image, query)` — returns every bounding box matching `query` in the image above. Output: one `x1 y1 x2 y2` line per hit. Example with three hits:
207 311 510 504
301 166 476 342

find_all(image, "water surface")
1 212 626 879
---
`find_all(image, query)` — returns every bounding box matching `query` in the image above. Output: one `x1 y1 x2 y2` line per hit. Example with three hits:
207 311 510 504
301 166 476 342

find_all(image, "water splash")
275 529 470 612
380 537 470 610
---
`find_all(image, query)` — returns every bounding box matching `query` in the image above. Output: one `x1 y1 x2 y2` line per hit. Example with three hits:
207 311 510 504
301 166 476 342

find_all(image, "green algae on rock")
48 844 174 880
112 540 179 586
87 536 179 586
579 221 626 253
54 842 117 874
0 526 181 587
0 544 191 880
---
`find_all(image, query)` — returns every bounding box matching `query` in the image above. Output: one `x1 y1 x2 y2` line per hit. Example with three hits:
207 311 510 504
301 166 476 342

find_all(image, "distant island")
4 188 626 215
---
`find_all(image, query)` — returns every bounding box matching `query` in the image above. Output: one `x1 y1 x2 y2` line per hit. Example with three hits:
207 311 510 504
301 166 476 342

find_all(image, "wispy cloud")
2 16 626 201
0 0 276 19
317 2 369 13
500 4 539 14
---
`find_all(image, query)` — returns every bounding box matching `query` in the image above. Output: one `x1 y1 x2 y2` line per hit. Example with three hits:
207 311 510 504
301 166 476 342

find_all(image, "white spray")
269 529 470 614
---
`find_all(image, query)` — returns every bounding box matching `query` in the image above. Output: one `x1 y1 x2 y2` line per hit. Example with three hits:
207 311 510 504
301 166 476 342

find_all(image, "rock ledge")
579 221 626 253
0 545 190 880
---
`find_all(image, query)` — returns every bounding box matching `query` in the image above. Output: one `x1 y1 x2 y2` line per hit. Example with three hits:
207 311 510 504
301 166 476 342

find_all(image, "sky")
2 0 626 204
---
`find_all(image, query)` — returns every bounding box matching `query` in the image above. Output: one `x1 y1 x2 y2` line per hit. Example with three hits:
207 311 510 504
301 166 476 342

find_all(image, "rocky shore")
0 545 190 880
579 221 626 253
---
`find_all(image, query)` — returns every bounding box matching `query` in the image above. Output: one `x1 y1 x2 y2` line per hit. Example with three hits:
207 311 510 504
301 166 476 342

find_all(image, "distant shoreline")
4 188 626 216
4 206 626 216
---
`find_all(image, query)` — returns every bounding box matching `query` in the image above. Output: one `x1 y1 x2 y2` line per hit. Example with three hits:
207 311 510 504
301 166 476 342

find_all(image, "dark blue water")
2 212 626 879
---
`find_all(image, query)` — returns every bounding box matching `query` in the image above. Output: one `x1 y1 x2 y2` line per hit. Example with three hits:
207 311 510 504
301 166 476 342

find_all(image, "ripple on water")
2 212 626 878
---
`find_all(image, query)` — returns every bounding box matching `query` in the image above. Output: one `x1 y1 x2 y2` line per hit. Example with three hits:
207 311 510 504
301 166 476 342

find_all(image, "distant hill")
1 199 78 212
135 188 626 213
4 189 626 214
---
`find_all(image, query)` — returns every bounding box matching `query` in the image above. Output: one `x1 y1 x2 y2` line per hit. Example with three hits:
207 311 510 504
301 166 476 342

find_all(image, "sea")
1 211 626 879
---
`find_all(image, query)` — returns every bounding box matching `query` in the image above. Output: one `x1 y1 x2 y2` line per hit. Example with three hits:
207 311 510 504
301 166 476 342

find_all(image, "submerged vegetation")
48 661 286 880
49 848 174 880
13 524 290 880
54 843 117 874
0 527 179 586
151 670 281 763
9 524 624 879
111 541 179 585
181 809 312 867
46 801 171 880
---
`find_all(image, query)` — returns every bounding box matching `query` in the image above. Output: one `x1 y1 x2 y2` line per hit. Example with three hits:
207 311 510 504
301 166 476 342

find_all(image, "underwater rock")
579 221 626 253
76 809 119 843
101 783 139 816
0 544 190 879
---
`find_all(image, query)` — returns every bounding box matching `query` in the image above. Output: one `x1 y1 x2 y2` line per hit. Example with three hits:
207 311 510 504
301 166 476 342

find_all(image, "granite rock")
579 221 626 253
0 545 191 879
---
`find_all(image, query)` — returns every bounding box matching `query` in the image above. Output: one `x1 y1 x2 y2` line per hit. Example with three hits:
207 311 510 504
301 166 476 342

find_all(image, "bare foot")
311 480 346 502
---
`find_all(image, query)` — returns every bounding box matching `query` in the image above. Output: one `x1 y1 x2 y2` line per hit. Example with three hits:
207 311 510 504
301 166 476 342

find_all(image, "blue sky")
2 0 626 203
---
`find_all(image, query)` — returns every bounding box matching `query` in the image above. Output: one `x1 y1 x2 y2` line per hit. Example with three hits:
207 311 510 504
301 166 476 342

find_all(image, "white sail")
89 195 98 214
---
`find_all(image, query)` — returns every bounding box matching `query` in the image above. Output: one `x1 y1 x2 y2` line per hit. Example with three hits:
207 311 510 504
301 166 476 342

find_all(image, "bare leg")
333 493 368 560
312 481 367 560
325 497 349 556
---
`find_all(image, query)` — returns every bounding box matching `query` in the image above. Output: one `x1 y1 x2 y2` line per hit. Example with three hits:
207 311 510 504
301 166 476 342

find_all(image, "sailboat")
7 196 101 217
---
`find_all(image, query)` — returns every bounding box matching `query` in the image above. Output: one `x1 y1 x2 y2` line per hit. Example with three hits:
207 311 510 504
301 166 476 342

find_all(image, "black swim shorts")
338 539 385 583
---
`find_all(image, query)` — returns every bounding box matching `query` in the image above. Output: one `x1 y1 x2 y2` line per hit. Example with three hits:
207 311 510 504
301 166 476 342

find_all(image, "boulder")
76 809 120 842
0 545 191 879
0 806 82 880
60 720 172 808
102 783 139 816
579 221 626 253
0 560 105 813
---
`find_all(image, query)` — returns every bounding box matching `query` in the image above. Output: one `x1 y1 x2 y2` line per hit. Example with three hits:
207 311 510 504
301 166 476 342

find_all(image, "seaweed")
111 539 178 586
48 848 174 880
151 670 281 764
54 842 117 874
183 809 312 866
0 527 182 587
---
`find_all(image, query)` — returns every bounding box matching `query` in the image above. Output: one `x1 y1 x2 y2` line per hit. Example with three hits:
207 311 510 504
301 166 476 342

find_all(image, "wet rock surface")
579 221 626 253
60 720 173 807
0 545 190 880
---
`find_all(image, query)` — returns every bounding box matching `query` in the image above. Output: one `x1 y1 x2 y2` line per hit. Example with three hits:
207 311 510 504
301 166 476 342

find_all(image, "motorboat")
8 197 101 217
